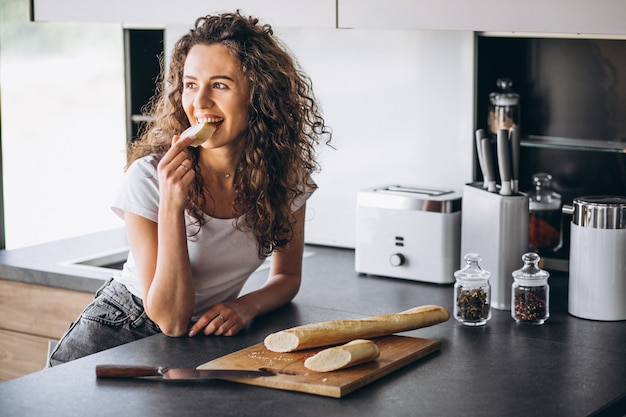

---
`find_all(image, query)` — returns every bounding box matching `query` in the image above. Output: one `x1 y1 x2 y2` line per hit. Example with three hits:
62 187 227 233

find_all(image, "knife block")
460 183 529 310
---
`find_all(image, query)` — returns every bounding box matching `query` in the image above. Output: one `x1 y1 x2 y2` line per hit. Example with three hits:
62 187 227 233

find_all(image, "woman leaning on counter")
48 11 331 366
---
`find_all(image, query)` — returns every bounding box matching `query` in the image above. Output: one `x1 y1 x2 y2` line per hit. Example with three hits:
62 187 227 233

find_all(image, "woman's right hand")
128 134 197 337
156 135 196 211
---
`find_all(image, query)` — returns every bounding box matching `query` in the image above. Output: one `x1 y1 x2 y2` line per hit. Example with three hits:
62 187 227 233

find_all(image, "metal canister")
564 196 626 321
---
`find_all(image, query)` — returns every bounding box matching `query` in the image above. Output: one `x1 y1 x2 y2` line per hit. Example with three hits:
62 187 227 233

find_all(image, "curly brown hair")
127 11 331 258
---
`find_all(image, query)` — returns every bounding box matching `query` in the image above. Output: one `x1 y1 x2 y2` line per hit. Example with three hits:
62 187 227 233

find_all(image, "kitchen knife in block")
509 127 521 193
475 129 488 189
496 129 513 196
480 138 498 193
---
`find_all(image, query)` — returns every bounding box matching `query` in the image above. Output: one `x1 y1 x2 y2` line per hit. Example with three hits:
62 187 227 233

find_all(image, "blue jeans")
48 278 161 367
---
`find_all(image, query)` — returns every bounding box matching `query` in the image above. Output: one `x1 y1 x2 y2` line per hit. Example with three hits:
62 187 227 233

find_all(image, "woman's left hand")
188 204 307 338
188 300 255 337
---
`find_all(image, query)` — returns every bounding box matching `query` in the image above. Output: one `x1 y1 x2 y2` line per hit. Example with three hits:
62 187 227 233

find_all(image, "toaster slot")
384 185 453 197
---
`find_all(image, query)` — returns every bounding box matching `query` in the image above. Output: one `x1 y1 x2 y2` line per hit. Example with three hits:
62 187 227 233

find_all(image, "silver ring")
218 315 226 321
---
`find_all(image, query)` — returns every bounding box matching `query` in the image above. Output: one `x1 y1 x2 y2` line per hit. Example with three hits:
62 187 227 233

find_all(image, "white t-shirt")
111 155 314 320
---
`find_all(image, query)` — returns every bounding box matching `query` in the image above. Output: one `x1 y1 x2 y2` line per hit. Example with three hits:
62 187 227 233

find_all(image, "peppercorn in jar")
511 252 550 325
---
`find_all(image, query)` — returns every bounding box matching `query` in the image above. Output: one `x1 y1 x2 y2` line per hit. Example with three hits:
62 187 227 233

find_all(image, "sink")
59 247 129 273
59 248 314 274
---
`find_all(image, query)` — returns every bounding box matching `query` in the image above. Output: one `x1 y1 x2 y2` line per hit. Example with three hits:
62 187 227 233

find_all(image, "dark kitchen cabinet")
124 29 163 143
475 35 626 267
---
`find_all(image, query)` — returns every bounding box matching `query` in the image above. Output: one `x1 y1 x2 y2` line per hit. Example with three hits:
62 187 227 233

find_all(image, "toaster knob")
389 253 405 267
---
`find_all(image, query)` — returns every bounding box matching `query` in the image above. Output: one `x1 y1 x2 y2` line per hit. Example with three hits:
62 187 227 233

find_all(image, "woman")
48 11 331 366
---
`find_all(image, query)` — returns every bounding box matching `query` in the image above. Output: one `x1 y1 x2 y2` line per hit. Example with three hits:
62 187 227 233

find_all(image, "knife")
509 127 520 193
480 138 498 193
96 365 275 380
475 129 488 189
496 129 513 196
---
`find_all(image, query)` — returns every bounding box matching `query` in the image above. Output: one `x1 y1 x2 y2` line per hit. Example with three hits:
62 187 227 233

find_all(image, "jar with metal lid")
528 173 562 253
511 252 550 325
454 253 491 326
488 78 520 136
563 196 626 321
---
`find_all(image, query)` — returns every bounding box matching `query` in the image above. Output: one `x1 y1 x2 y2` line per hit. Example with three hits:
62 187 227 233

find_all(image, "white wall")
277 28 475 247
166 26 476 248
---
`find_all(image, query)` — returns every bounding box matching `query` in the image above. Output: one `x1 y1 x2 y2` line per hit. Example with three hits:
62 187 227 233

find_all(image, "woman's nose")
194 87 214 109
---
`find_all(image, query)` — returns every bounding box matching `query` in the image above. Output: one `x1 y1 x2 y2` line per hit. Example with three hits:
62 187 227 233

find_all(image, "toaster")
355 185 462 284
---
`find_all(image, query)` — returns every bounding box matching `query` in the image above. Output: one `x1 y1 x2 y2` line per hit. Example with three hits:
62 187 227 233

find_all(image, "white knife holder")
460 183 529 310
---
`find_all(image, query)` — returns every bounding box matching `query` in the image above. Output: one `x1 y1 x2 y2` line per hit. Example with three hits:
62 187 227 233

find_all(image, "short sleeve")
111 156 160 222
291 175 317 212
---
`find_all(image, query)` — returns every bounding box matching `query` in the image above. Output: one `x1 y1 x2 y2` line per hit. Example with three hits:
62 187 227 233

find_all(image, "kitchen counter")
1 241 625 416
0 228 127 293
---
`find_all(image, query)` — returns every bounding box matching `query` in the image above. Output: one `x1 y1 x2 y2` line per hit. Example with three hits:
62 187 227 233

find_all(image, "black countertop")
1 243 625 417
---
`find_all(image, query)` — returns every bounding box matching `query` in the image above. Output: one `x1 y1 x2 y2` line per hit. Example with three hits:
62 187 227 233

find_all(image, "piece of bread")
264 305 450 353
180 122 216 147
304 339 380 372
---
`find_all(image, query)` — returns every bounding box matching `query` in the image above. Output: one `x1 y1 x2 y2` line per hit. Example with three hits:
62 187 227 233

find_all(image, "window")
0 0 127 249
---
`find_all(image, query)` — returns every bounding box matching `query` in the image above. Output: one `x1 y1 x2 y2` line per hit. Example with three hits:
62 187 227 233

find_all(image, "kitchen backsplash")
274 28 475 248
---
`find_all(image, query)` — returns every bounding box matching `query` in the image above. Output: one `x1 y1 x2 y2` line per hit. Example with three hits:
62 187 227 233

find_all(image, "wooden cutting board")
197 335 439 398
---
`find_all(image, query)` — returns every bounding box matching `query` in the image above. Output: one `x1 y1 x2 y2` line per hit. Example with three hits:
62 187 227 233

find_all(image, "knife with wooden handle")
96 365 275 380
496 129 513 196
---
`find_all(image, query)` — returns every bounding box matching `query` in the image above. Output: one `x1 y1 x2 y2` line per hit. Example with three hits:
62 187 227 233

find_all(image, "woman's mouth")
197 117 223 125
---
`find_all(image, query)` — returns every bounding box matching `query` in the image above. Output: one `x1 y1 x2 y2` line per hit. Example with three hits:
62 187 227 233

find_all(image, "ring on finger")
179 163 190 171
218 315 226 321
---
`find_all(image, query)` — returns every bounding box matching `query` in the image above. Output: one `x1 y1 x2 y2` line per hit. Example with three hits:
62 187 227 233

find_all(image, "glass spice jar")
528 173 563 254
488 78 520 136
454 253 491 326
511 252 550 325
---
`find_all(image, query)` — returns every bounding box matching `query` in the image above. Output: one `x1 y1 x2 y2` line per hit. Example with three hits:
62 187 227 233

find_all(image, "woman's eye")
184 82 197 90
213 82 227 89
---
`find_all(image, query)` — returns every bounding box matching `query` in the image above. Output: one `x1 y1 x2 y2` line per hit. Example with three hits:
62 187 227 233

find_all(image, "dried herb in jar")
456 288 490 321
454 253 491 326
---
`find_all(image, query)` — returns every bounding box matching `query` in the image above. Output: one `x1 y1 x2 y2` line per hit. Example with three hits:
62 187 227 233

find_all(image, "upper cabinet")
32 0 626 35
338 0 626 36
31 0 337 28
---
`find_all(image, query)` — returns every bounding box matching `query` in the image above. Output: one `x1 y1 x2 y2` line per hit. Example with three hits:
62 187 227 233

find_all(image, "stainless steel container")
565 196 626 321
